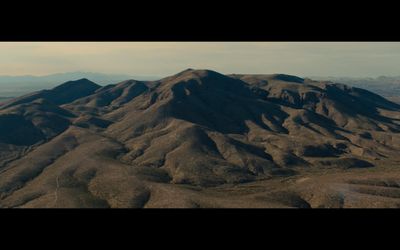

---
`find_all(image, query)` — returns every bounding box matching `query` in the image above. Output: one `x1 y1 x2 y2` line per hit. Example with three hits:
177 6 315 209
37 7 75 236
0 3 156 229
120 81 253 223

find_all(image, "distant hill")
1 78 101 109
0 71 159 98
309 76 400 103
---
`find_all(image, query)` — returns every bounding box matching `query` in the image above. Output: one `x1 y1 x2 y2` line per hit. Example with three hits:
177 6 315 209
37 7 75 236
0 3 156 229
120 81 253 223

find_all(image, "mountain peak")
272 74 304 83
52 78 99 91
48 79 101 105
175 68 225 79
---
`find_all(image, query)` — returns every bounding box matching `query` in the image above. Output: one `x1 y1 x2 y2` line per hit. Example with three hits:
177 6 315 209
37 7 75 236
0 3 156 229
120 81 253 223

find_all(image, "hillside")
310 76 400 104
1 69 400 208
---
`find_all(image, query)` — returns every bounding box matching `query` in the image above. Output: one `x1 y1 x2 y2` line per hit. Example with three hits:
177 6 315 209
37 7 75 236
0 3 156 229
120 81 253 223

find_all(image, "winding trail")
53 174 60 207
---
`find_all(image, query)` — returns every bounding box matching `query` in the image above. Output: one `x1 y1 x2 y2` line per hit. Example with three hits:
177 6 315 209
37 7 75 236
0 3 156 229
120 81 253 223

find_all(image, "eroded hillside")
1 69 400 208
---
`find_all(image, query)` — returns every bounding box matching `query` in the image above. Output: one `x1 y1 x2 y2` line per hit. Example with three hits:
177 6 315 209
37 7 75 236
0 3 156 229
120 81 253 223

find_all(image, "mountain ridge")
0 71 160 99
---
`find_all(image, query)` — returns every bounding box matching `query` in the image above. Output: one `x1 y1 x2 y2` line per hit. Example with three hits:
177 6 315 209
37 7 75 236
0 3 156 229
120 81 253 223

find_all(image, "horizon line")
0 70 399 79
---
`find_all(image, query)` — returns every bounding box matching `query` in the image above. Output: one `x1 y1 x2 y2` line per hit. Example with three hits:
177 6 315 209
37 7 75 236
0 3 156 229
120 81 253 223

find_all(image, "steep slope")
0 79 100 170
0 79 101 142
0 98 77 168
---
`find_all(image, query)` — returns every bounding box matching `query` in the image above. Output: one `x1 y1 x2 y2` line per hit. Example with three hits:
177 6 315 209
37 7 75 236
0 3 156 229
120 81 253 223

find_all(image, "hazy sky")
0 42 399 77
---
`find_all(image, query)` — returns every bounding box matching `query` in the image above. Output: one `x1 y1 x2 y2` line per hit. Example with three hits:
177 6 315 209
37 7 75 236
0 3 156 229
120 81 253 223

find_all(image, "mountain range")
0 71 159 98
1 69 400 208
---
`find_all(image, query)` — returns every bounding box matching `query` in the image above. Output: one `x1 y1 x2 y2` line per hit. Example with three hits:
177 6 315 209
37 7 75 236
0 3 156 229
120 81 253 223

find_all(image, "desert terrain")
1 69 400 208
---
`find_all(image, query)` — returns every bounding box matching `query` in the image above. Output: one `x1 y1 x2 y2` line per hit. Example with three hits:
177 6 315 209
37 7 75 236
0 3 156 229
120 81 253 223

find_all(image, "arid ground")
1 69 400 208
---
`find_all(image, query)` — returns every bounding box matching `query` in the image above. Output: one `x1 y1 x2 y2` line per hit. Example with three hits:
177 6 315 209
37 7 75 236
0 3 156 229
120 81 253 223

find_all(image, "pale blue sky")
0 42 399 77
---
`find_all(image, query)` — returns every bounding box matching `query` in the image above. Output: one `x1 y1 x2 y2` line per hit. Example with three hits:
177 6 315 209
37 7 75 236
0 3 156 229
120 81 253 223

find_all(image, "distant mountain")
1 78 101 109
1 69 400 208
308 76 400 103
0 71 159 98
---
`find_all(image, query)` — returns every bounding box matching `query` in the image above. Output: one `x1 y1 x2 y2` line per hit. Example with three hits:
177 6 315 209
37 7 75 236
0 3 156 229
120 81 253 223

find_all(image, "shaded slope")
1 78 101 109
0 98 75 145
0 80 99 168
